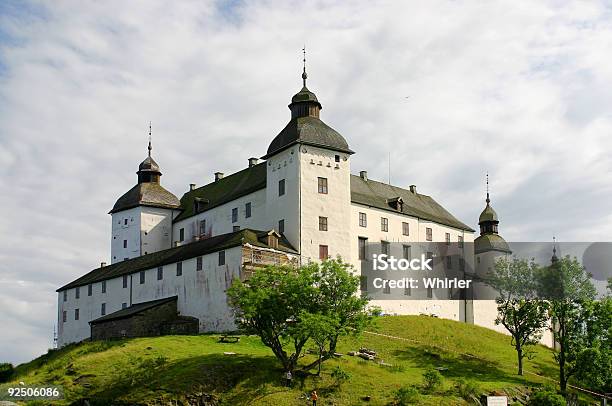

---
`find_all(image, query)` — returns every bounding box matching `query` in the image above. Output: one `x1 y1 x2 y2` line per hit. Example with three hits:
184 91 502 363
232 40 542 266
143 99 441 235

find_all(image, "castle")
56 64 519 347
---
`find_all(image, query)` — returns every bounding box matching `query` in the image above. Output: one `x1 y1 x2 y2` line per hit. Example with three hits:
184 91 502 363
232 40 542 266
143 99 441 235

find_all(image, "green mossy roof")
110 182 180 214
264 116 353 158
351 175 475 232
478 204 499 223
57 229 296 292
89 296 178 324
173 162 267 222
474 233 511 254
291 86 320 104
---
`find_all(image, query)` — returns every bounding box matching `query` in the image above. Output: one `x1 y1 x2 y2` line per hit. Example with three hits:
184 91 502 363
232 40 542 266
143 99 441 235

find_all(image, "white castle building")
56 65 519 347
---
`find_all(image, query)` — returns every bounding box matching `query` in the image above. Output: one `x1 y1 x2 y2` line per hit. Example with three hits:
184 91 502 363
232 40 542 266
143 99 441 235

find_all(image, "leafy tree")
227 258 370 373
528 389 566 406
487 257 549 375
537 256 597 393
0 363 14 383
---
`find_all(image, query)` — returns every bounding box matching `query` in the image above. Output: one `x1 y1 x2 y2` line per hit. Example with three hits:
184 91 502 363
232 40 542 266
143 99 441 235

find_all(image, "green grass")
2 316 567 405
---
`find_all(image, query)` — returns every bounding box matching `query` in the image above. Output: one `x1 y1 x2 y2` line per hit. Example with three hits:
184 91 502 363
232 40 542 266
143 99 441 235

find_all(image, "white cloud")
1 0 611 364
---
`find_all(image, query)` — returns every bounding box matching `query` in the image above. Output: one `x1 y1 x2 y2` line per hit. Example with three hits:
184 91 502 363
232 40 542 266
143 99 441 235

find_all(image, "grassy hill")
3 316 566 405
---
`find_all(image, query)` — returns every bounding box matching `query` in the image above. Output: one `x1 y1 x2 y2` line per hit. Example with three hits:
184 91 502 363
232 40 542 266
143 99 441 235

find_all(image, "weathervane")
148 121 152 157
302 45 307 87
486 172 490 204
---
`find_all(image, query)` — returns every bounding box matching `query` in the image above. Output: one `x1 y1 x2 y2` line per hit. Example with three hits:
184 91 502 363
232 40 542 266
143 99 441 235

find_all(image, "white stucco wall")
111 207 141 263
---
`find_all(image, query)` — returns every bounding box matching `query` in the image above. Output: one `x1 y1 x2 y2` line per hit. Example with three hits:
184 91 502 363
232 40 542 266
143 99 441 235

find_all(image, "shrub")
394 386 419 405
330 366 351 386
0 363 14 383
422 369 443 393
528 389 566 406
456 379 480 401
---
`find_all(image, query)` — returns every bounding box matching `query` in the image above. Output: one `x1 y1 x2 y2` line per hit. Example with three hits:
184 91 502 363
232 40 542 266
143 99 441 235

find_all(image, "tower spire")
302 45 307 88
552 236 558 263
148 121 152 157
486 172 490 204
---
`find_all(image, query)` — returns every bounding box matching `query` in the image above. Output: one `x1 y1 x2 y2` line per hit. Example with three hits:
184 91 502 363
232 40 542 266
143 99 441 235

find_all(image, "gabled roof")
110 182 180 214
89 296 178 324
173 162 267 222
351 175 475 232
57 229 296 292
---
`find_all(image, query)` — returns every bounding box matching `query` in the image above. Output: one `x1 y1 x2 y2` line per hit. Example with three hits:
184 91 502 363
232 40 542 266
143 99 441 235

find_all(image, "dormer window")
194 197 209 214
387 197 403 211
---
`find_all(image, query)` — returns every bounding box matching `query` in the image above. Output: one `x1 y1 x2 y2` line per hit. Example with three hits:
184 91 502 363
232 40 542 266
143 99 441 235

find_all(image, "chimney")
189 183 196 191
100 262 107 268
409 185 417 194
248 157 259 168
359 171 368 181
214 172 224 182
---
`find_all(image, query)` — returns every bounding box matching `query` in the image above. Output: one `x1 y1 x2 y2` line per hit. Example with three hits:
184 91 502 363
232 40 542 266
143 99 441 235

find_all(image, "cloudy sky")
1 0 611 364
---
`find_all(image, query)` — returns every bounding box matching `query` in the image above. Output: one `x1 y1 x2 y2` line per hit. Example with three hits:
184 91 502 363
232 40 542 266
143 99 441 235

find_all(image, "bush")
456 379 480 401
528 389 566 406
394 386 419 405
422 369 443 393
330 366 351 386
0 363 14 383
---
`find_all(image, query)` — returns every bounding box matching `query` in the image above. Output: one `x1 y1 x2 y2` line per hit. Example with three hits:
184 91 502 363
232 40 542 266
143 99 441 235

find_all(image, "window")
427 286 433 298
196 256 203 271
426 251 434 263
179 228 185 242
335 154 340 162
74 309 79 320
381 241 390 256
360 275 367 291
232 207 238 223
219 250 225 266
381 217 388 232
75 287 80 299
157 266 163 280
245 202 252 218
448 286 453 299
358 237 368 260
278 219 285 234
123 239 127 248
122 303 127 309
445 233 451 245
402 222 410 236
101 280 106 293
447 256 452 269
319 216 328 231
63 291 67 302
139 271 145 284
176 262 182 276
124 219 128 225
88 284 92 296
426 227 433 241
359 212 367 227
101 303 106 316
62 311 67 323
233 225 240 232
383 281 391 294
122 275 128 288
199 219 206 236
458 236 464 248
278 179 285 196
318 177 328 194
319 245 329 260
402 245 411 260
124 257 128 261
404 285 411 296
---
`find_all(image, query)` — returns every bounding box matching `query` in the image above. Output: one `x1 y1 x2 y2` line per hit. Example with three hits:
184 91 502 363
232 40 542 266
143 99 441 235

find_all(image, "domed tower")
262 51 353 262
474 175 511 272
109 131 180 263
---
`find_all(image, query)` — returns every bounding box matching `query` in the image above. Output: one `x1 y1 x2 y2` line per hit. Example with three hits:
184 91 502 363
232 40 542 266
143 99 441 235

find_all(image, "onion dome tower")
474 175 511 255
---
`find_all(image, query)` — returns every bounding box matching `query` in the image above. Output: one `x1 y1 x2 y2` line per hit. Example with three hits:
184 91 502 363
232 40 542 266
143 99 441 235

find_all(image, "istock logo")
372 254 433 271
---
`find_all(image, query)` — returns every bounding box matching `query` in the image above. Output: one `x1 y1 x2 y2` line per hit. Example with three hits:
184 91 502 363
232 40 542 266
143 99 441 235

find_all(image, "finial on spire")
148 121 152 157
485 172 490 204
301 45 307 87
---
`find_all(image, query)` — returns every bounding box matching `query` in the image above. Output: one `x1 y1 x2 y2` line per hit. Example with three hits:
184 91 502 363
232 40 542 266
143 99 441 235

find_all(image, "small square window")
335 155 340 162
318 177 328 194
122 303 127 309
176 262 182 276
359 212 367 227
233 225 240 232
245 202 252 218
197 256 203 271
278 179 285 196
402 222 410 236
157 266 163 280
278 219 285 234
319 216 328 231
219 250 226 266
426 227 433 241
74 308 79 320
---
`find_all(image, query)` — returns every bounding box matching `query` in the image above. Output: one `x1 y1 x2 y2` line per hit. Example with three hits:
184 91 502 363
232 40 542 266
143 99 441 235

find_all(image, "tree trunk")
517 346 523 376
